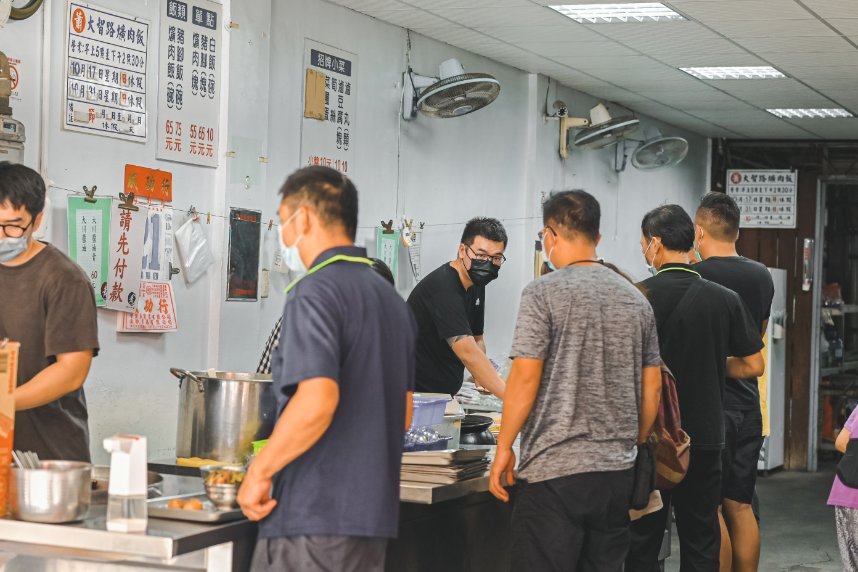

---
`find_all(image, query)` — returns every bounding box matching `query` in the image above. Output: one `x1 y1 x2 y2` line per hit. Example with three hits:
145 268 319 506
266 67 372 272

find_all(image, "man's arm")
639 366 661 444
15 350 93 411
448 336 505 398
489 357 543 502
474 335 488 354
726 352 765 379
239 377 339 521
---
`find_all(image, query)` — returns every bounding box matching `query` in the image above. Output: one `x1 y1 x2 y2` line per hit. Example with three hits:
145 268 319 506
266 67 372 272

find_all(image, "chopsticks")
12 450 40 469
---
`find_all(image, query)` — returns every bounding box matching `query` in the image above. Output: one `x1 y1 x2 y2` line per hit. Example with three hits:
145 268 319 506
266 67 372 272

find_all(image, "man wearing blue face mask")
407 218 508 399
238 166 417 572
0 162 99 462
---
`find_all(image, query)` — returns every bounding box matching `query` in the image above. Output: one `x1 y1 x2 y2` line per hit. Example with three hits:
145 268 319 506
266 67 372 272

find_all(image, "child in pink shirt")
828 406 858 569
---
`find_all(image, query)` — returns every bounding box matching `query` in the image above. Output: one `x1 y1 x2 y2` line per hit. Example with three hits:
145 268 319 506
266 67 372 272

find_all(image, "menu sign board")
300 39 356 174
156 0 222 167
64 1 149 141
726 169 797 229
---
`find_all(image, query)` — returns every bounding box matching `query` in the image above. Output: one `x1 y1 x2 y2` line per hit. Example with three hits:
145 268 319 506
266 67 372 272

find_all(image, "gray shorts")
251 536 388 572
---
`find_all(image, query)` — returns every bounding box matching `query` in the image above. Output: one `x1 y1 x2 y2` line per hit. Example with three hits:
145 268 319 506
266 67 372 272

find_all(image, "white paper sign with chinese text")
67 196 112 306
64 2 149 142
156 0 222 167
117 281 178 332
300 39 356 174
726 169 797 229
105 201 148 313
141 204 174 282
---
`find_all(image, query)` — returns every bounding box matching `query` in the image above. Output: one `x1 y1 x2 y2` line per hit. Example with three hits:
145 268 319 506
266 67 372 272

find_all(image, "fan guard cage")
632 137 689 170
417 73 501 118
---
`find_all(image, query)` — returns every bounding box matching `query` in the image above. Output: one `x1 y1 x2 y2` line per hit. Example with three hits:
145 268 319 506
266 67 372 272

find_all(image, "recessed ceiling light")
767 108 853 119
680 66 786 80
549 3 685 24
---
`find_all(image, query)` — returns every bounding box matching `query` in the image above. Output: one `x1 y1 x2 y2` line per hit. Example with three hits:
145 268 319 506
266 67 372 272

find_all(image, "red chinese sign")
124 164 173 202
117 281 178 332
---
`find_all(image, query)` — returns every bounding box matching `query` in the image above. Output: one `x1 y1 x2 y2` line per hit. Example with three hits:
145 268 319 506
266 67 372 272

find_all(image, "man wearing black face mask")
407 218 507 398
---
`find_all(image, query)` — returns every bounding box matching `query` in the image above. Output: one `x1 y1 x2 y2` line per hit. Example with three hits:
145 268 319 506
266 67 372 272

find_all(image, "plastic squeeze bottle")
103 434 148 533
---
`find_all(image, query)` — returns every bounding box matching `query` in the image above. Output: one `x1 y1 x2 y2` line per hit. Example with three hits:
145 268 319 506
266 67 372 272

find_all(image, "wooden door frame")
808 176 858 471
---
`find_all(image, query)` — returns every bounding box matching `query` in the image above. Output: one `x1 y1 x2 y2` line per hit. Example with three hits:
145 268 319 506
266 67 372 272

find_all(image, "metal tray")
147 493 244 523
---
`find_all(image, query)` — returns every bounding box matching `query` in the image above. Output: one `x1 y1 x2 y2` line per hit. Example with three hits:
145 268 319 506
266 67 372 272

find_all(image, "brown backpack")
649 363 691 490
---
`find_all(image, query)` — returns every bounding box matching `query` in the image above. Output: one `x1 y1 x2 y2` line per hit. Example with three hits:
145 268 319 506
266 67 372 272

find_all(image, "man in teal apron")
238 166 417 572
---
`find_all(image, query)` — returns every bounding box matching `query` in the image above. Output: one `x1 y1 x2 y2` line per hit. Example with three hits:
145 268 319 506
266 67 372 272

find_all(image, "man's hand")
489 446 517 502
238 467 277 521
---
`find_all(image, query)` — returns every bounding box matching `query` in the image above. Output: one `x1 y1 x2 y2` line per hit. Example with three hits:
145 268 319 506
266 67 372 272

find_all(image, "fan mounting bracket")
559 116 590 159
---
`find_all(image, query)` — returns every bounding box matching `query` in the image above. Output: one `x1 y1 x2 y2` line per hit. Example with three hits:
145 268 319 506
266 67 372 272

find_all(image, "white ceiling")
325 0 858 140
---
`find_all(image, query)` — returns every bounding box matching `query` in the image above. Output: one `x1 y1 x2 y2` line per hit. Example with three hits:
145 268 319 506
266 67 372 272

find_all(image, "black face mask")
467 258 500 286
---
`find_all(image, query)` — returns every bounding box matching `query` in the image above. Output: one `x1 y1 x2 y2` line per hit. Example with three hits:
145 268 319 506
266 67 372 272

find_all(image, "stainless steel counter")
150 459 491 506
399 475 490 504
0 474 256 571
0 504 254 560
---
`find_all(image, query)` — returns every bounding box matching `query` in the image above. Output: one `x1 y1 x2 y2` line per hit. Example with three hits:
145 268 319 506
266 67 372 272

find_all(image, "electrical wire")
50 184 544 232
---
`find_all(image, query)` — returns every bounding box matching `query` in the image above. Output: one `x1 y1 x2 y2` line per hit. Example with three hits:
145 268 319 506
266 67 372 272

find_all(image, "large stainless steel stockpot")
170 369 276 464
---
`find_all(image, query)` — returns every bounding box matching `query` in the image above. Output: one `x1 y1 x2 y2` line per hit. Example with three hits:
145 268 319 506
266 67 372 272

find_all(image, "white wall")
1 0 709 463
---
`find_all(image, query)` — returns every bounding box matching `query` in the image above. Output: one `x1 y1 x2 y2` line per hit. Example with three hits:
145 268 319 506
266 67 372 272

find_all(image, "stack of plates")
400 449 489 485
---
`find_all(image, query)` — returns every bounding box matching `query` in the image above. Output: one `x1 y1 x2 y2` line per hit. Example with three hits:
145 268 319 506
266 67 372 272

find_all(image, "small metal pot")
460 415 496 446
171 369 277 464
11 461 92 523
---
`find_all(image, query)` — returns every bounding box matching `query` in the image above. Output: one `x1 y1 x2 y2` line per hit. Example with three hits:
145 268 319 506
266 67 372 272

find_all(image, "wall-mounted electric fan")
402 59 500 120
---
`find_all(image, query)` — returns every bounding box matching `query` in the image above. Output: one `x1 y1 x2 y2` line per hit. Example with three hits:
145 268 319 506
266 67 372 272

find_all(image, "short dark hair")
369 258 395 286
278 166 358 241
697 192 740 241
641 205 694 252
542 190 600 242
0 162 46 218
461 217 508 248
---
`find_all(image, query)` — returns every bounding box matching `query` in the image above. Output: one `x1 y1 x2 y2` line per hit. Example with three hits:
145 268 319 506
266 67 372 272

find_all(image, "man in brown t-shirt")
0 162 99 462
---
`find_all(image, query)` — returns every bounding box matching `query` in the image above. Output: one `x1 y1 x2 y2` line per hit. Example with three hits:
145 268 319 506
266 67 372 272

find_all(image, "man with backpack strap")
625 205 765 572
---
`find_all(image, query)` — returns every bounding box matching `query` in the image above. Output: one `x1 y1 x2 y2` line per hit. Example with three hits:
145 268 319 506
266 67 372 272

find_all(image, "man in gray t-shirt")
490 190 662 572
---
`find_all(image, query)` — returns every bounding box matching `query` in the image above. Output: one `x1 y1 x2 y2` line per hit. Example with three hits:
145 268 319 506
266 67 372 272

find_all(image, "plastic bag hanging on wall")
174 216 214 285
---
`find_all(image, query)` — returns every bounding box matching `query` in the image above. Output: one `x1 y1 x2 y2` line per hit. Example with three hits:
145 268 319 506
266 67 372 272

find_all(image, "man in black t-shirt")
626 205 764 572
407 218 507 398
695 192 774 572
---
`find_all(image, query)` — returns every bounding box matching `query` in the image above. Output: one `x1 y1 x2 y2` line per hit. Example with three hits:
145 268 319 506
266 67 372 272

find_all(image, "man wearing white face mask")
238 166 417 572
626 205 764 572
0 162 99 462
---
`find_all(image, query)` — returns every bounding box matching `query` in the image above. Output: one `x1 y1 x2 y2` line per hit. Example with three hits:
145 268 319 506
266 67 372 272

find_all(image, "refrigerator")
759 268 788 472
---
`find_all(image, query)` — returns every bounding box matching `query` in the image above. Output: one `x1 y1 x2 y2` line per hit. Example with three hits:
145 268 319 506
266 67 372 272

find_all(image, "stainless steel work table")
0 475 256 572
399 475 490 504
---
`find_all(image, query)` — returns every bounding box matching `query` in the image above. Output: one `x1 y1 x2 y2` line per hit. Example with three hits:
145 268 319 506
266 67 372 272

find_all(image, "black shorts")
722 409 764 504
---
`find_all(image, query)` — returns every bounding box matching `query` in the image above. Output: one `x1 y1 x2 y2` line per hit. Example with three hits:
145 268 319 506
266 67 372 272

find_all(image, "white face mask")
0 236 29 263
279 209 306 275
643 238 657 277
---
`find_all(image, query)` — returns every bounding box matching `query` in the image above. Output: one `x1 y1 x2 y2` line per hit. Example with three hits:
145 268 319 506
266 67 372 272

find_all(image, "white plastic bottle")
103 435 148 533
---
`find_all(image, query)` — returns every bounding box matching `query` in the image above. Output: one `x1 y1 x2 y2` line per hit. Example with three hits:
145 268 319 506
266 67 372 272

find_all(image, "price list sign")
157 0 222 167
63 2 149 141
300 39 357 174
726 169 798 229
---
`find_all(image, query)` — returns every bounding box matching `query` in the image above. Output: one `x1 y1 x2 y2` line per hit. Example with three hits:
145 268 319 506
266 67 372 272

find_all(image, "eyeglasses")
0 220 33 239
465 244 507 266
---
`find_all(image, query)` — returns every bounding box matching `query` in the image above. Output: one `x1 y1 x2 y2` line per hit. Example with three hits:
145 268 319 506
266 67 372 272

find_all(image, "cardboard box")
0 342 19 518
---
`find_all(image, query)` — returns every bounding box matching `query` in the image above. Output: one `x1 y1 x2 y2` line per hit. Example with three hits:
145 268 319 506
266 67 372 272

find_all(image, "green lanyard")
285 254 373 295
656 266 701 278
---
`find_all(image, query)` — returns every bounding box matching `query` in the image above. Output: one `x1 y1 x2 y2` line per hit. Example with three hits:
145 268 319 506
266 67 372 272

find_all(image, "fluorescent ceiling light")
680 66 786 80
767 108 853 119
549 3 685 23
